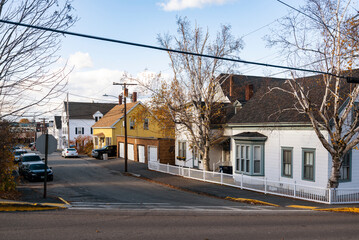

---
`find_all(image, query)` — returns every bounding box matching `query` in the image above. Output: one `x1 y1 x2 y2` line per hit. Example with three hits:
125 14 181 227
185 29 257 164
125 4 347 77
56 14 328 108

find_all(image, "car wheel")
100 154 103 160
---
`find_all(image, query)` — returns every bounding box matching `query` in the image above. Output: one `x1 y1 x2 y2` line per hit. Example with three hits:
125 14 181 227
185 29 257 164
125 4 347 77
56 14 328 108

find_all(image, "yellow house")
92 101 175 164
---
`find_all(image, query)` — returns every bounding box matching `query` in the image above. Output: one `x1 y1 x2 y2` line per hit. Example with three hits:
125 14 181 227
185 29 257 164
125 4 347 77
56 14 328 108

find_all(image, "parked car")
13 149 28 163
91 145 117 160
28 142 36 150
21 162 53 182
18 153 44 175
62 148 78 158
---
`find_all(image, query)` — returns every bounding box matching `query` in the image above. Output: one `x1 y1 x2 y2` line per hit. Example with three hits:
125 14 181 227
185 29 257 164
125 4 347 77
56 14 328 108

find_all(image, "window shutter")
75 128 77 134
82 127 84 134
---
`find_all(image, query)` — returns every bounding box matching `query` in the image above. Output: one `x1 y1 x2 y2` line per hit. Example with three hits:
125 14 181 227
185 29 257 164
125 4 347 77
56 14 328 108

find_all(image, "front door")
119 142 124 158
138 145 145 163
128 144 134 161
148 146 158 162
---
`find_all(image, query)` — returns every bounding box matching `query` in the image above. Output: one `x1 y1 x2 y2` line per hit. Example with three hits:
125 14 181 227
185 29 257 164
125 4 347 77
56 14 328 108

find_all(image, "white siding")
231 127 330 188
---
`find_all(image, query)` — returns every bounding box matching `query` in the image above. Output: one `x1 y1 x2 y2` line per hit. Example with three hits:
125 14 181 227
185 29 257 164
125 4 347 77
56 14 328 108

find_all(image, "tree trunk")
202 142 210 171
328 156 341 188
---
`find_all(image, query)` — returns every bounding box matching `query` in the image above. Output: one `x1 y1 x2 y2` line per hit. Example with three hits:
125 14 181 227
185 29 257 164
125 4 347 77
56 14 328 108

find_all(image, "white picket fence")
148 161 359 204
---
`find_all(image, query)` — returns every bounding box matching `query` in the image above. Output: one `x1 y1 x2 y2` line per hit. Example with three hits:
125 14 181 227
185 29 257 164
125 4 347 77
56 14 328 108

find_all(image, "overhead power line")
0 19 356 82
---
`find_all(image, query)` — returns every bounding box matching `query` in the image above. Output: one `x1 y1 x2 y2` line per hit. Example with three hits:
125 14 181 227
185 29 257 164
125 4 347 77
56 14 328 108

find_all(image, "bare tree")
267 0 359 188
0 0 76 120
151 17 243 170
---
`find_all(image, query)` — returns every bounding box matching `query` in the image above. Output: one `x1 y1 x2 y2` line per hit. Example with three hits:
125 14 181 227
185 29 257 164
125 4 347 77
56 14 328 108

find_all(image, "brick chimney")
229 75 233 97
132 92 137 102
245 84 253 101
118 95 123 105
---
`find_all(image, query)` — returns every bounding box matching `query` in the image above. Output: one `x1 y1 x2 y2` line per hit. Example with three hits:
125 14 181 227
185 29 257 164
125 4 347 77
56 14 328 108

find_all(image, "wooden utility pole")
113 82 137 172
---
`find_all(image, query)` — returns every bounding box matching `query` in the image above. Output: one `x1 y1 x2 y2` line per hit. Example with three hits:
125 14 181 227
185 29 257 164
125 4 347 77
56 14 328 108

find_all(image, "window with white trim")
177 141 186 160
130 118 135 129
75 127 84 135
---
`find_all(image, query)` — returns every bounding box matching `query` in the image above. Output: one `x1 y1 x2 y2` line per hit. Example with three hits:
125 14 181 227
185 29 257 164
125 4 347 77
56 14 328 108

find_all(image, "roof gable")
92 102 140 128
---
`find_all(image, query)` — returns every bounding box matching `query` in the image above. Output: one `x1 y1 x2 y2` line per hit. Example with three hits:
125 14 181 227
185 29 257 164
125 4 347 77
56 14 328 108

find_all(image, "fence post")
220 170 223 185
265 178 267 194
241 172 243 189
328 188 332 204
294 181 296 198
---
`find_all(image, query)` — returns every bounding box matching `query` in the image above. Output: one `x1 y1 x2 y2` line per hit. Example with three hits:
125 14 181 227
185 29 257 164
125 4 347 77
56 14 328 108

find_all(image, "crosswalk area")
68 202 287 212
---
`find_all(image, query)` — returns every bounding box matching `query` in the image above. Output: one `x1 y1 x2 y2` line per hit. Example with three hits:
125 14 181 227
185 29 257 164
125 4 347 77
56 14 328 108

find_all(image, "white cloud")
68 52 93 70
67 68 126 102
158 0 232 11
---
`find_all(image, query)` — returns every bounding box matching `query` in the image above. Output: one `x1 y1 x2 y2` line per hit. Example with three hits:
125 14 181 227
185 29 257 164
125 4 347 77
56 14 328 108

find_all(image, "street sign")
36 134 57 154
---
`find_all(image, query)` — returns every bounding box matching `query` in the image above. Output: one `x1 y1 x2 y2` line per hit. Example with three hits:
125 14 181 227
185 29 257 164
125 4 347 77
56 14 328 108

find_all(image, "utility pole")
113 82 137 172
67 92 70 148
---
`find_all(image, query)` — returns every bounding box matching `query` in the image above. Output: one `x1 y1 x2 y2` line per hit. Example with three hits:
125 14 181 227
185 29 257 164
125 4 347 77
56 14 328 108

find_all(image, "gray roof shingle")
64 102 117 120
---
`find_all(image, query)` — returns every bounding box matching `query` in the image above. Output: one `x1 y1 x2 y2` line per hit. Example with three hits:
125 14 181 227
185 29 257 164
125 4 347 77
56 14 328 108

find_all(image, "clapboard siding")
230 127 330 188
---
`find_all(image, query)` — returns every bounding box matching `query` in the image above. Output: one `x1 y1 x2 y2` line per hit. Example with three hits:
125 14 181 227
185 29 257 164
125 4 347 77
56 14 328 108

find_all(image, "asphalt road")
1 209 359 240
27 152 256 210
6 152 359 240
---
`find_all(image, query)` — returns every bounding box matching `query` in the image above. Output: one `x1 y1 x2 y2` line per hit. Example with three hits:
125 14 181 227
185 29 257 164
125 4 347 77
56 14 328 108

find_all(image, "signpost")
36 134 57 198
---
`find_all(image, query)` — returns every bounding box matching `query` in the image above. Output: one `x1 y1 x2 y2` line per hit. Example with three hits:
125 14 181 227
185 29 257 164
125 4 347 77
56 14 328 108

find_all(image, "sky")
37 0 305 118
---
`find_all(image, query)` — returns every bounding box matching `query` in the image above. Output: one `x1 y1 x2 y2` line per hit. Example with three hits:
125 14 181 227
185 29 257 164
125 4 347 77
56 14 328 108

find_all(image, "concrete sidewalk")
88 157 359 211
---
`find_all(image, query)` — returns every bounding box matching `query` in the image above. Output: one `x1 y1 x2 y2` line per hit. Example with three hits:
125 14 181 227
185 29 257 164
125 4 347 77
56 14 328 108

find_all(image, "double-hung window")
340 150 351 182
144 118 149 130
75 127 84 135
302 148 315 181
281 147 293 178
178 141 186 160
130 118 135 129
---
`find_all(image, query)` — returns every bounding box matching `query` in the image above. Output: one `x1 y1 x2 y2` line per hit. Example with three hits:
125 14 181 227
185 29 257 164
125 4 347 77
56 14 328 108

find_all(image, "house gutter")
226 122 316 129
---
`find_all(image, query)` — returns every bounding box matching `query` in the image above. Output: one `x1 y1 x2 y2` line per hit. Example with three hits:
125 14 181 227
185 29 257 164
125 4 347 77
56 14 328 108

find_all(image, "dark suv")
91 145 117 160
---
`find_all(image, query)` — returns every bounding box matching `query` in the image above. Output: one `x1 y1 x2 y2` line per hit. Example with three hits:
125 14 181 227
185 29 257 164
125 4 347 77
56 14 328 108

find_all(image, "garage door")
128 144 134 161
119 142 124 158
148 146 158 162
138 145 145 163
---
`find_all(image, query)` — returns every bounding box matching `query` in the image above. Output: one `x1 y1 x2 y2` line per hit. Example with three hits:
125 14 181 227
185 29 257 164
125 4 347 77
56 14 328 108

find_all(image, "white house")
174 74 283 171
61 101 117 149
223 74 358 189
48 116 62 149
174 72 358 190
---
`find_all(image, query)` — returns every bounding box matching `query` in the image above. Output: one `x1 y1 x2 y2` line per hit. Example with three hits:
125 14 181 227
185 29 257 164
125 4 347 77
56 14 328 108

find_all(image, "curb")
125 171 281 207
0 197 70 212
124 171 359 213
288 205 359 213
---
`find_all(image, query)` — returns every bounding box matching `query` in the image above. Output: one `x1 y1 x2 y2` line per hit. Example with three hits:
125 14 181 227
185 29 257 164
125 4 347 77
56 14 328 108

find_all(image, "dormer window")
233 100 242 114
93 111 103 122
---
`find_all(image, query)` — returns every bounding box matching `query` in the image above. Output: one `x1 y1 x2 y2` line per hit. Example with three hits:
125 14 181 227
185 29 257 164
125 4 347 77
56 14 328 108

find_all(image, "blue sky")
46 0 304 114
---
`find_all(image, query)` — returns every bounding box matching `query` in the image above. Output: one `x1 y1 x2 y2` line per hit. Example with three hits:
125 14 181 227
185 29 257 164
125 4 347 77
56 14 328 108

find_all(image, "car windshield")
67 148 77 151
29 164 49 170
15 151 27 156
22 155 42 162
